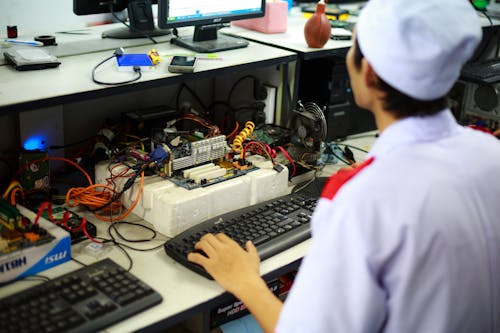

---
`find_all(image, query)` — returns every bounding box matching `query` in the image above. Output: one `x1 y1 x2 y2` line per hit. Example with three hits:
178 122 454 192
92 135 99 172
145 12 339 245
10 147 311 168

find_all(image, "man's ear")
361 59 379 89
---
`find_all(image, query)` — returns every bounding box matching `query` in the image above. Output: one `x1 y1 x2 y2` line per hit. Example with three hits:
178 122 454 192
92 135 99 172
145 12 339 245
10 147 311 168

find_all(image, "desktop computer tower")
298 57 376 140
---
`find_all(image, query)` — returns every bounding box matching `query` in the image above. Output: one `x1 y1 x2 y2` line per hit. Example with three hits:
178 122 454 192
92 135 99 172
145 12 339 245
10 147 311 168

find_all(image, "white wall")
0 0 133 37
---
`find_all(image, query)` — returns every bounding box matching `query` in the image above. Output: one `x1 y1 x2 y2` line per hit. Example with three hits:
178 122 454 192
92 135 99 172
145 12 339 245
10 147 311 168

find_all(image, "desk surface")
0 24 296 114
0 132 377 332
222 9 353 60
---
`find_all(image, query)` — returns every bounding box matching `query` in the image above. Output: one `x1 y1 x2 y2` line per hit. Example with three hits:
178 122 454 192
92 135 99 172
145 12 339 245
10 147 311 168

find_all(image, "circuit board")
0 200 54 256
167 160 259 190
146 129 262 189
41 207 97 244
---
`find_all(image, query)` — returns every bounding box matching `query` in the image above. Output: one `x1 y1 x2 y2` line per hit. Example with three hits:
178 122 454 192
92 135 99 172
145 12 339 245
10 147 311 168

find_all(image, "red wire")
276 146 296 177
34 201 53 225
33 201 101 243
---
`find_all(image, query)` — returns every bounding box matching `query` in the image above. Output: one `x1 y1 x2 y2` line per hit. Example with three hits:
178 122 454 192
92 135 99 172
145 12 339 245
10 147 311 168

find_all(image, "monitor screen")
158 0 266 53
73 0 170 39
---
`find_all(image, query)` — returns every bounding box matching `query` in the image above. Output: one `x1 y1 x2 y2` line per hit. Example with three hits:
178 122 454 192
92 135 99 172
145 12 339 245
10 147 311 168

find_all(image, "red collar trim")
321 157 375 200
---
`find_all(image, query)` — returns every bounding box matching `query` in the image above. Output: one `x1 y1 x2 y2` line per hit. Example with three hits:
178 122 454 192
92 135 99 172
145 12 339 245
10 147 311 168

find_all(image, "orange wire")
226 121 240 141
65 171 144 222
14 156 142 222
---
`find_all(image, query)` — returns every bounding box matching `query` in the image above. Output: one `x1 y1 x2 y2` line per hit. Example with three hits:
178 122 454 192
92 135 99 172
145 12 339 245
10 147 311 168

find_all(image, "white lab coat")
276 109 500 333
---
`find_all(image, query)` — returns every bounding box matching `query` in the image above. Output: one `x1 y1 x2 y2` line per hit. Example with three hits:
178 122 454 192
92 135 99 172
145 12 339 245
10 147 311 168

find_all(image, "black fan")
290 101 327 150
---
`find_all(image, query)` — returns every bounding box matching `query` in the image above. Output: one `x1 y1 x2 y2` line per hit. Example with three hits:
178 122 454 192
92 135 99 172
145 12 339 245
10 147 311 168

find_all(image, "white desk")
0 24 296 115
222 9 353 60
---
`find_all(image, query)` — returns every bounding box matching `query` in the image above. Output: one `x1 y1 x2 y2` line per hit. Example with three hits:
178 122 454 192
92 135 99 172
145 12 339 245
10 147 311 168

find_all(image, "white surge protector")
95 156 289 237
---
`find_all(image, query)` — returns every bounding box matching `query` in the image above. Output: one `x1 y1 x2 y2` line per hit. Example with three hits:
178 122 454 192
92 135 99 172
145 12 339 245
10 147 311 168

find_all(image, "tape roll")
34 35 56 46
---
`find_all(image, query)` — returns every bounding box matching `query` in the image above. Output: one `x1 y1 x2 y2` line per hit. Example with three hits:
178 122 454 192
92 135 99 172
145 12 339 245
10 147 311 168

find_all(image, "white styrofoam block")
95 156 289 237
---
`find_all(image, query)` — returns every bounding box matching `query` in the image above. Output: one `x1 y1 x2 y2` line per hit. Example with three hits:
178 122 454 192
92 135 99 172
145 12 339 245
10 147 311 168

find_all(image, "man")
188 0 500 332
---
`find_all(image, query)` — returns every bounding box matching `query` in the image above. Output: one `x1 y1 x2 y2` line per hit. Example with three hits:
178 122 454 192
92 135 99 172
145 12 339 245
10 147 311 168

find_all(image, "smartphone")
168 56 197 73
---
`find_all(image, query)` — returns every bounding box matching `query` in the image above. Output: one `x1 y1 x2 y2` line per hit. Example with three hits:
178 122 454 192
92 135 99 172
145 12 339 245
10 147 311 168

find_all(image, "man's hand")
187 233 261 296
188 233 283 333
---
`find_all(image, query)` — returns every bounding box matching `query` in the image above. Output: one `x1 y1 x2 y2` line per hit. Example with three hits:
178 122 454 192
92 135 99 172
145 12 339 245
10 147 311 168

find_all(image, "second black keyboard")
164 179 324 279
0 258 163 333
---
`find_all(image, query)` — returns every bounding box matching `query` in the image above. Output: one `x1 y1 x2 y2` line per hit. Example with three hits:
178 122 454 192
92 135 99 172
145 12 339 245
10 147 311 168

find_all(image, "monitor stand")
171 25 249 53
102 0 171 39
102 27 171 39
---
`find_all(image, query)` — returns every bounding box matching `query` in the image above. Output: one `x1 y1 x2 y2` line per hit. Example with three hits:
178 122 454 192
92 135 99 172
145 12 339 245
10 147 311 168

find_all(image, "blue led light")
23 136 46 151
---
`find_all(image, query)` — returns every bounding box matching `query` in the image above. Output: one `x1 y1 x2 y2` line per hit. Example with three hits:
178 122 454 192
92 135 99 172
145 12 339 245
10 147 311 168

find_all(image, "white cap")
356 0 482 100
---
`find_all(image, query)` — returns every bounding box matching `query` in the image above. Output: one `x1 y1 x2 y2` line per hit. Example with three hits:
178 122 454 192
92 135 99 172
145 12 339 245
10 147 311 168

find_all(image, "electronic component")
18 150 50 193
460 58 500 123
0 258 163 333
151 134 228 178
0 204 70 283
3 48 61 71
0 199 55 256
167 159 259 189
116 53 155 72
148 48 161 65
167 56 197 73
252 124 292 147
41 206 97 244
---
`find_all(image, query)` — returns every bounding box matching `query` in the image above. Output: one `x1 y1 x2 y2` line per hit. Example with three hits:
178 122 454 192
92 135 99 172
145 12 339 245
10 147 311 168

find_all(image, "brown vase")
304 0 332 48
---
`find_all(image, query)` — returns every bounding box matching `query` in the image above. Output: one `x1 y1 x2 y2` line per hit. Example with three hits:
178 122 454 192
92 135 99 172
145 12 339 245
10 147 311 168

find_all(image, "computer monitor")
73 0 170 39
157 0 266 53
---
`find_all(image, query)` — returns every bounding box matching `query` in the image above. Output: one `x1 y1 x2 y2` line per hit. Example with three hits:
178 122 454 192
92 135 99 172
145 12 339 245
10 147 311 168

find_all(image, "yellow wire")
2 181 22 199
125 134 145 150
232 121 255 153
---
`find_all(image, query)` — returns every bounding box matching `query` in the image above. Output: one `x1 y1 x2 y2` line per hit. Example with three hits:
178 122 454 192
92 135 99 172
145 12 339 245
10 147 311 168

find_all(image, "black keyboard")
0 258 162 333
164 178 326 279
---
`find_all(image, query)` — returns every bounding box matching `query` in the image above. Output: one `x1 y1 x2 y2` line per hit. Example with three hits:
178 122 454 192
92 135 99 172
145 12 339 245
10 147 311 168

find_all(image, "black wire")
110 221 158 242
71 257 88 267
98 220 168 272
49 135 99 150
176 83 208 114
92 57 143 86
329 149 351 165
334 142 370 154
102 225 134 271
107 221 167 251
334 132 378 141
496 31 500 58
473 8 495 61
87 163 145 213
227 75 258 104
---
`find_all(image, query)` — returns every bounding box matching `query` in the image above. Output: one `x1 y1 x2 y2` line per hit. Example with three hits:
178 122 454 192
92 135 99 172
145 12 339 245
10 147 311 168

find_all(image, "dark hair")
352 39 447 118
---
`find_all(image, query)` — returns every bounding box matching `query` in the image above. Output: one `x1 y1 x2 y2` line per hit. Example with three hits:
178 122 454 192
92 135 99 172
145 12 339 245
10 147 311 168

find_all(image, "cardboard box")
0 205 71 284
232 1 288 34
